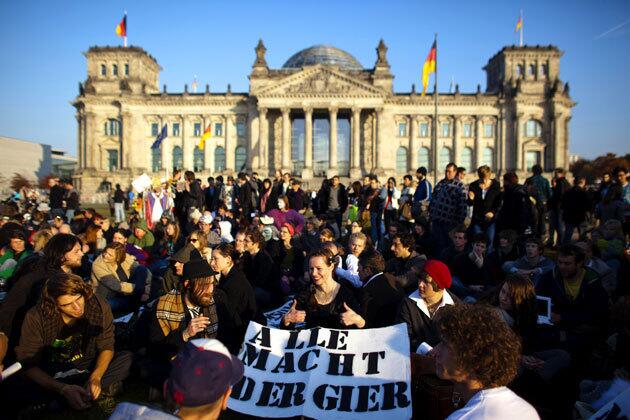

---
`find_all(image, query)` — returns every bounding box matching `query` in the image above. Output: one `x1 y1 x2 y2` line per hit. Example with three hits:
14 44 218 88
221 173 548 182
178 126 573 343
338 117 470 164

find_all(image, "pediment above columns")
255 65 387 99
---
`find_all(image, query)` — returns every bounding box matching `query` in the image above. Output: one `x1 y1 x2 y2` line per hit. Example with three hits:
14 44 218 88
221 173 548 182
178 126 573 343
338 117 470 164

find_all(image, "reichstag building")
73 40 574 200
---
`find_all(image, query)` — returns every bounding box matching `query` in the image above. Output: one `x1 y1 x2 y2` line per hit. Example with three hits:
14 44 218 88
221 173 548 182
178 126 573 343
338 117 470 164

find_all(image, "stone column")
302 107 313 179
183 116 195 171
328 107 338 177
226 114 236 173
281 108 291 173
160 117 171 173
85 112 96 169
258 108 268 173
515 113 524 171
121 111 133 170
498 109 506 176
202 116 212 172
553 113 564 170
475 116 483 169
409 115 417 172
374 108 384 173
453 116 461 168
563 117 570 170
75 113 83 169
247 109 258 170
350 107 362 179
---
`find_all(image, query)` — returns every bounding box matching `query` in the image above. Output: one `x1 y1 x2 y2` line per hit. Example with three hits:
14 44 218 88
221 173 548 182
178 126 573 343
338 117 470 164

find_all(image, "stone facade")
73 41 574 201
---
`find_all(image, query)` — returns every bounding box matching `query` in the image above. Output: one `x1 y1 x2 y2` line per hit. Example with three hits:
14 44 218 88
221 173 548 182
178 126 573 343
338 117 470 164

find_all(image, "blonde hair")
32 229 55 252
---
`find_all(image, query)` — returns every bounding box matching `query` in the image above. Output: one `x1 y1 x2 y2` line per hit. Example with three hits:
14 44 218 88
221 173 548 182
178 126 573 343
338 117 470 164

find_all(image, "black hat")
183 259 217 280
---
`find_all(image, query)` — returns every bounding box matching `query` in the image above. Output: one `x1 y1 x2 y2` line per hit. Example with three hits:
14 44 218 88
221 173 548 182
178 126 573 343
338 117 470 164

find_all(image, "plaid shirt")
429 178 467 224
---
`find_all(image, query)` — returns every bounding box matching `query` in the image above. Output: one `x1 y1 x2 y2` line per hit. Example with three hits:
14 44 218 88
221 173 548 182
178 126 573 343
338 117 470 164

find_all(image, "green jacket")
128 219 155 250
0 249 33 279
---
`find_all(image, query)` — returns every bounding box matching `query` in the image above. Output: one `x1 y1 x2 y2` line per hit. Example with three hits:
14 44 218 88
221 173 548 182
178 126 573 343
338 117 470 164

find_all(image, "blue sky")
0 0 628 159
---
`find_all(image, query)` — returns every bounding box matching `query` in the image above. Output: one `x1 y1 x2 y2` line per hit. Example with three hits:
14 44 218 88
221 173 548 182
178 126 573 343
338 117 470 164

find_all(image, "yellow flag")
198 124 211 150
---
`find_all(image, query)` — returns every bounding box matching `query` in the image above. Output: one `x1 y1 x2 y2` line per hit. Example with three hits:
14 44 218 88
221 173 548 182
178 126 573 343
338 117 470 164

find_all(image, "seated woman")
282 248 365 330
152 221 183 263
0 230 32 283
495 275 572 417
274 223 305 295
84 224 106 258
91 242 151 313
188 229 212 263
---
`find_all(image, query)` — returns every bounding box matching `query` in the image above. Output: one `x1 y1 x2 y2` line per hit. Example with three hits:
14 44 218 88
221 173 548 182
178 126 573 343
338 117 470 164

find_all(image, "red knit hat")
282 223 295 236
423 260 452 289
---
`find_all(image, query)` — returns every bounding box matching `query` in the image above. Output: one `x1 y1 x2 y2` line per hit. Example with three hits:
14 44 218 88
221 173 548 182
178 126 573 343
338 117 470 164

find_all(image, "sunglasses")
188 238 198 243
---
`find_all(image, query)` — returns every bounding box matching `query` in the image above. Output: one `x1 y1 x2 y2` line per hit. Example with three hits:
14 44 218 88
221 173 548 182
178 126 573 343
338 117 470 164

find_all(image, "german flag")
115 14 127 37
198 124 212 150
421 40 436 96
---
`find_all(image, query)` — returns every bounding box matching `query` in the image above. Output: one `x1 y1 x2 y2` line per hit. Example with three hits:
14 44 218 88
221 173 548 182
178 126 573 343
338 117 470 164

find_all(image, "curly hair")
437 304 521 388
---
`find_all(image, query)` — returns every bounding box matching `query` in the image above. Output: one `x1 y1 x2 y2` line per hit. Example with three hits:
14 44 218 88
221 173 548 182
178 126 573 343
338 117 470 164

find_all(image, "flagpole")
520 10 523 47
124 11 128 47
432 33 439 186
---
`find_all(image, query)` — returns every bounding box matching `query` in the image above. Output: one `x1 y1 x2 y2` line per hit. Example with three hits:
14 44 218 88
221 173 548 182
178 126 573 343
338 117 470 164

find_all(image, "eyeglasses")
188 238 198 243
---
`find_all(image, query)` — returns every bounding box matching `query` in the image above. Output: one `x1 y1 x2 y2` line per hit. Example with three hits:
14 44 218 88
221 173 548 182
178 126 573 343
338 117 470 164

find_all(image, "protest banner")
228 322 412 419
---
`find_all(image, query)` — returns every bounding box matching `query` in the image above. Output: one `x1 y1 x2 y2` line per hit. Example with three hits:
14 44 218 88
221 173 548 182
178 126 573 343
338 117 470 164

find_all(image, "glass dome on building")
282 45 363 71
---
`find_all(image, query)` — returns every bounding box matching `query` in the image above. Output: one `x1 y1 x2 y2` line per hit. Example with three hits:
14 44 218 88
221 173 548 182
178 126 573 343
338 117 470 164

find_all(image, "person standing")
547 168 571 247
467 165 501 251
429 163 467 251
64 180 80 222
525 164 551 238
48 178 65 219
561 176 590 244
412 167 432 221
380 177 401 234
113 184 126 224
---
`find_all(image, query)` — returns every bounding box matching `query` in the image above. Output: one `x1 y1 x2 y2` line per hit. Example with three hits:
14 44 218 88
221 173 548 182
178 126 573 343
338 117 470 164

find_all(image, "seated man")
433 304 538 419
12 272 131 412
335 232 368 288
358 249 404 328
111 338 244 420
502 237 555 287
536 244 609 357
127 219 155 252
384 232 427 293
450 233 493 300
397 259 458 353
148 259 239 389
438 225 468 268
575 241 617 296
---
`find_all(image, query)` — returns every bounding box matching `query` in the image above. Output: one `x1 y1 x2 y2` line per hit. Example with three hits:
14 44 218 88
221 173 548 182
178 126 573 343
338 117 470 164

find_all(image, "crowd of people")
0 163 628 419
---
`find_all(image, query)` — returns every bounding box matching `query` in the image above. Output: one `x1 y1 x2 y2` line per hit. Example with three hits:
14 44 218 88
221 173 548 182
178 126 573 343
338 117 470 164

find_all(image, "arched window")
396 147 408 173
100 64 107 76
418 147 430 170
235 146 247 172
104 119 120 136
525 119 542 137
516 64 523 78
172 146 183 170
112 64 118 76
151 147 162 172
481 147 493 169
460 147 473 172
438 147 452 170
193 146 204 172
540 64 548 78
215 147 226 172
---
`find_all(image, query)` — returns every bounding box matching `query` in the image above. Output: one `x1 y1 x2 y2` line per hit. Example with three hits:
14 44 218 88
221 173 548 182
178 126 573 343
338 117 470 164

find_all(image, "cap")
282 223 295 236
422 259 452 290
171 243 203 263
183 259 217 280
260 215 274 225
166 339 244 407
199 214 213 224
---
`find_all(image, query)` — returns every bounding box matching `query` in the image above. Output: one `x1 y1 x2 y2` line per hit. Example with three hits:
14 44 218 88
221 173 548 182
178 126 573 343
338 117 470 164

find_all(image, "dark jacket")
561 186 590 225
114 188 125 204
536 267 608 335
235 181 253 217
218 265 257 334
65 189 80 210
360 273 405 328
496 183 533 234
467 179 501 227
451 252 492 287
49 185 65 209
549 177 571 210
183 180 204 216
288 282 363 330
317 182 349 215
384 251 427 293
243 250 279 297
287 188 308 211
396 290 459 353
0 264 60 360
